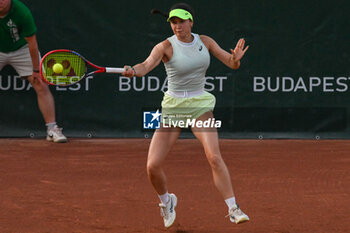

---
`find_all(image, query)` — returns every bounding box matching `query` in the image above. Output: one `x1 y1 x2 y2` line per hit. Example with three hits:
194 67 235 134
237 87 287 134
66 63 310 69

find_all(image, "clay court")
0 138 349 233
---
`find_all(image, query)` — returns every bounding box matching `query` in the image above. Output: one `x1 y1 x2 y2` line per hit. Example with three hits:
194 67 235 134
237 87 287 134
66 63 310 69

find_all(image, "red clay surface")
0 138 349 233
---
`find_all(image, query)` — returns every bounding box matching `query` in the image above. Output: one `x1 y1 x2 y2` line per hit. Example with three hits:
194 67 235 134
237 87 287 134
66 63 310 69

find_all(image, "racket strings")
42 52 86 85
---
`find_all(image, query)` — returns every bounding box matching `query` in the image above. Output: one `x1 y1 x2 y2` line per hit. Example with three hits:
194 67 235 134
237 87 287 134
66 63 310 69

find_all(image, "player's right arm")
122 40 169 78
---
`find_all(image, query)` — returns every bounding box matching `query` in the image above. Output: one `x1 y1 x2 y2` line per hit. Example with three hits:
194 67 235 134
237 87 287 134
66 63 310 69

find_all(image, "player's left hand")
230 38 249 62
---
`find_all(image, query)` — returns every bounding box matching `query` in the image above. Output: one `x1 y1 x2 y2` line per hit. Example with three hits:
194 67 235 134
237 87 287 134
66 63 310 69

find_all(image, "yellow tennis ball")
52 63 63 73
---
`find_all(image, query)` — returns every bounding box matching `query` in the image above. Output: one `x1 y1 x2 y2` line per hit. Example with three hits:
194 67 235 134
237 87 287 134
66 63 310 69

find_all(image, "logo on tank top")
199 45 203 51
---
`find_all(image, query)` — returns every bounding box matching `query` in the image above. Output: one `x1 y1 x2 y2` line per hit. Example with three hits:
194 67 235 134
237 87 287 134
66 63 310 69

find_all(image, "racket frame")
40 49 124 86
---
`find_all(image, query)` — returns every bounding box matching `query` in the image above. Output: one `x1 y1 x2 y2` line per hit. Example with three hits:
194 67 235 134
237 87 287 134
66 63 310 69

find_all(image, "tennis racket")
39 49 124 86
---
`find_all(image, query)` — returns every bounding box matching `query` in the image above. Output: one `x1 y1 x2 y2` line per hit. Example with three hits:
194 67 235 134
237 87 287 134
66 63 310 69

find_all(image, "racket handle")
105 67 124 73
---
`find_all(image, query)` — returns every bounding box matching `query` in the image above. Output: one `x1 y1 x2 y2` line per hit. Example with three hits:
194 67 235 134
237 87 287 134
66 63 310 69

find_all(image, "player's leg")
27 76 67 142
191 111 234 198
10 45 67 142
26 74 55 123
147 126 181 228
147 126 181 194
191 111 249 224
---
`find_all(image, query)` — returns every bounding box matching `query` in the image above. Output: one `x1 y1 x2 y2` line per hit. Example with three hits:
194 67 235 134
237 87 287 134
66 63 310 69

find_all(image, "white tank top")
164 33 210 92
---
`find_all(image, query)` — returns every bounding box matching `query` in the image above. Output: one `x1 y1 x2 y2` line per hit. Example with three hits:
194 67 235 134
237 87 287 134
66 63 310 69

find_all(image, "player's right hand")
122 65 135 78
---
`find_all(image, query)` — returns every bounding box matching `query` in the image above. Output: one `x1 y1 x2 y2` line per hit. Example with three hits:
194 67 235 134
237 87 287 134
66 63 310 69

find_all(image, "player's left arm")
25 34 41 79
200 35 249 70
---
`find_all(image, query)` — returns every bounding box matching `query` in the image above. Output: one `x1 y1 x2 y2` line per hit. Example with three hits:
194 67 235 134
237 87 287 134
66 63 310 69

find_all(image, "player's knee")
207 152 223 170
147 161 161 175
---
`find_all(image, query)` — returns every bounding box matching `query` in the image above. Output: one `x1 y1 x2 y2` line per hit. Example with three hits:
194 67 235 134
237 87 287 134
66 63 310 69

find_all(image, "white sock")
46 122 57 131
158 192 169 205
225 197 236 210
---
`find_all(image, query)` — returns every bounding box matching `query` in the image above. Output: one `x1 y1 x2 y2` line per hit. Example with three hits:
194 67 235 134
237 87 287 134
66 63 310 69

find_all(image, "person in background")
0 0 67 142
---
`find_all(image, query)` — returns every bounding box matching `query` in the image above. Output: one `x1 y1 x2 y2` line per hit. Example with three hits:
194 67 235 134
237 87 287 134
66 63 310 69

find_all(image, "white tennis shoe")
47 125 67 143
226 204 250 224
159 193 177 228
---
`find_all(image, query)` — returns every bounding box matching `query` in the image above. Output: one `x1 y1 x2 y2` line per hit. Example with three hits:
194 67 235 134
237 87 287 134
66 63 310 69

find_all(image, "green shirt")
0 0 37 53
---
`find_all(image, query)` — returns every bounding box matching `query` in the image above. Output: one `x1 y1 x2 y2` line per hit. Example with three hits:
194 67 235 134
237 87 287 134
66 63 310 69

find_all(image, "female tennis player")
122 3 249 228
